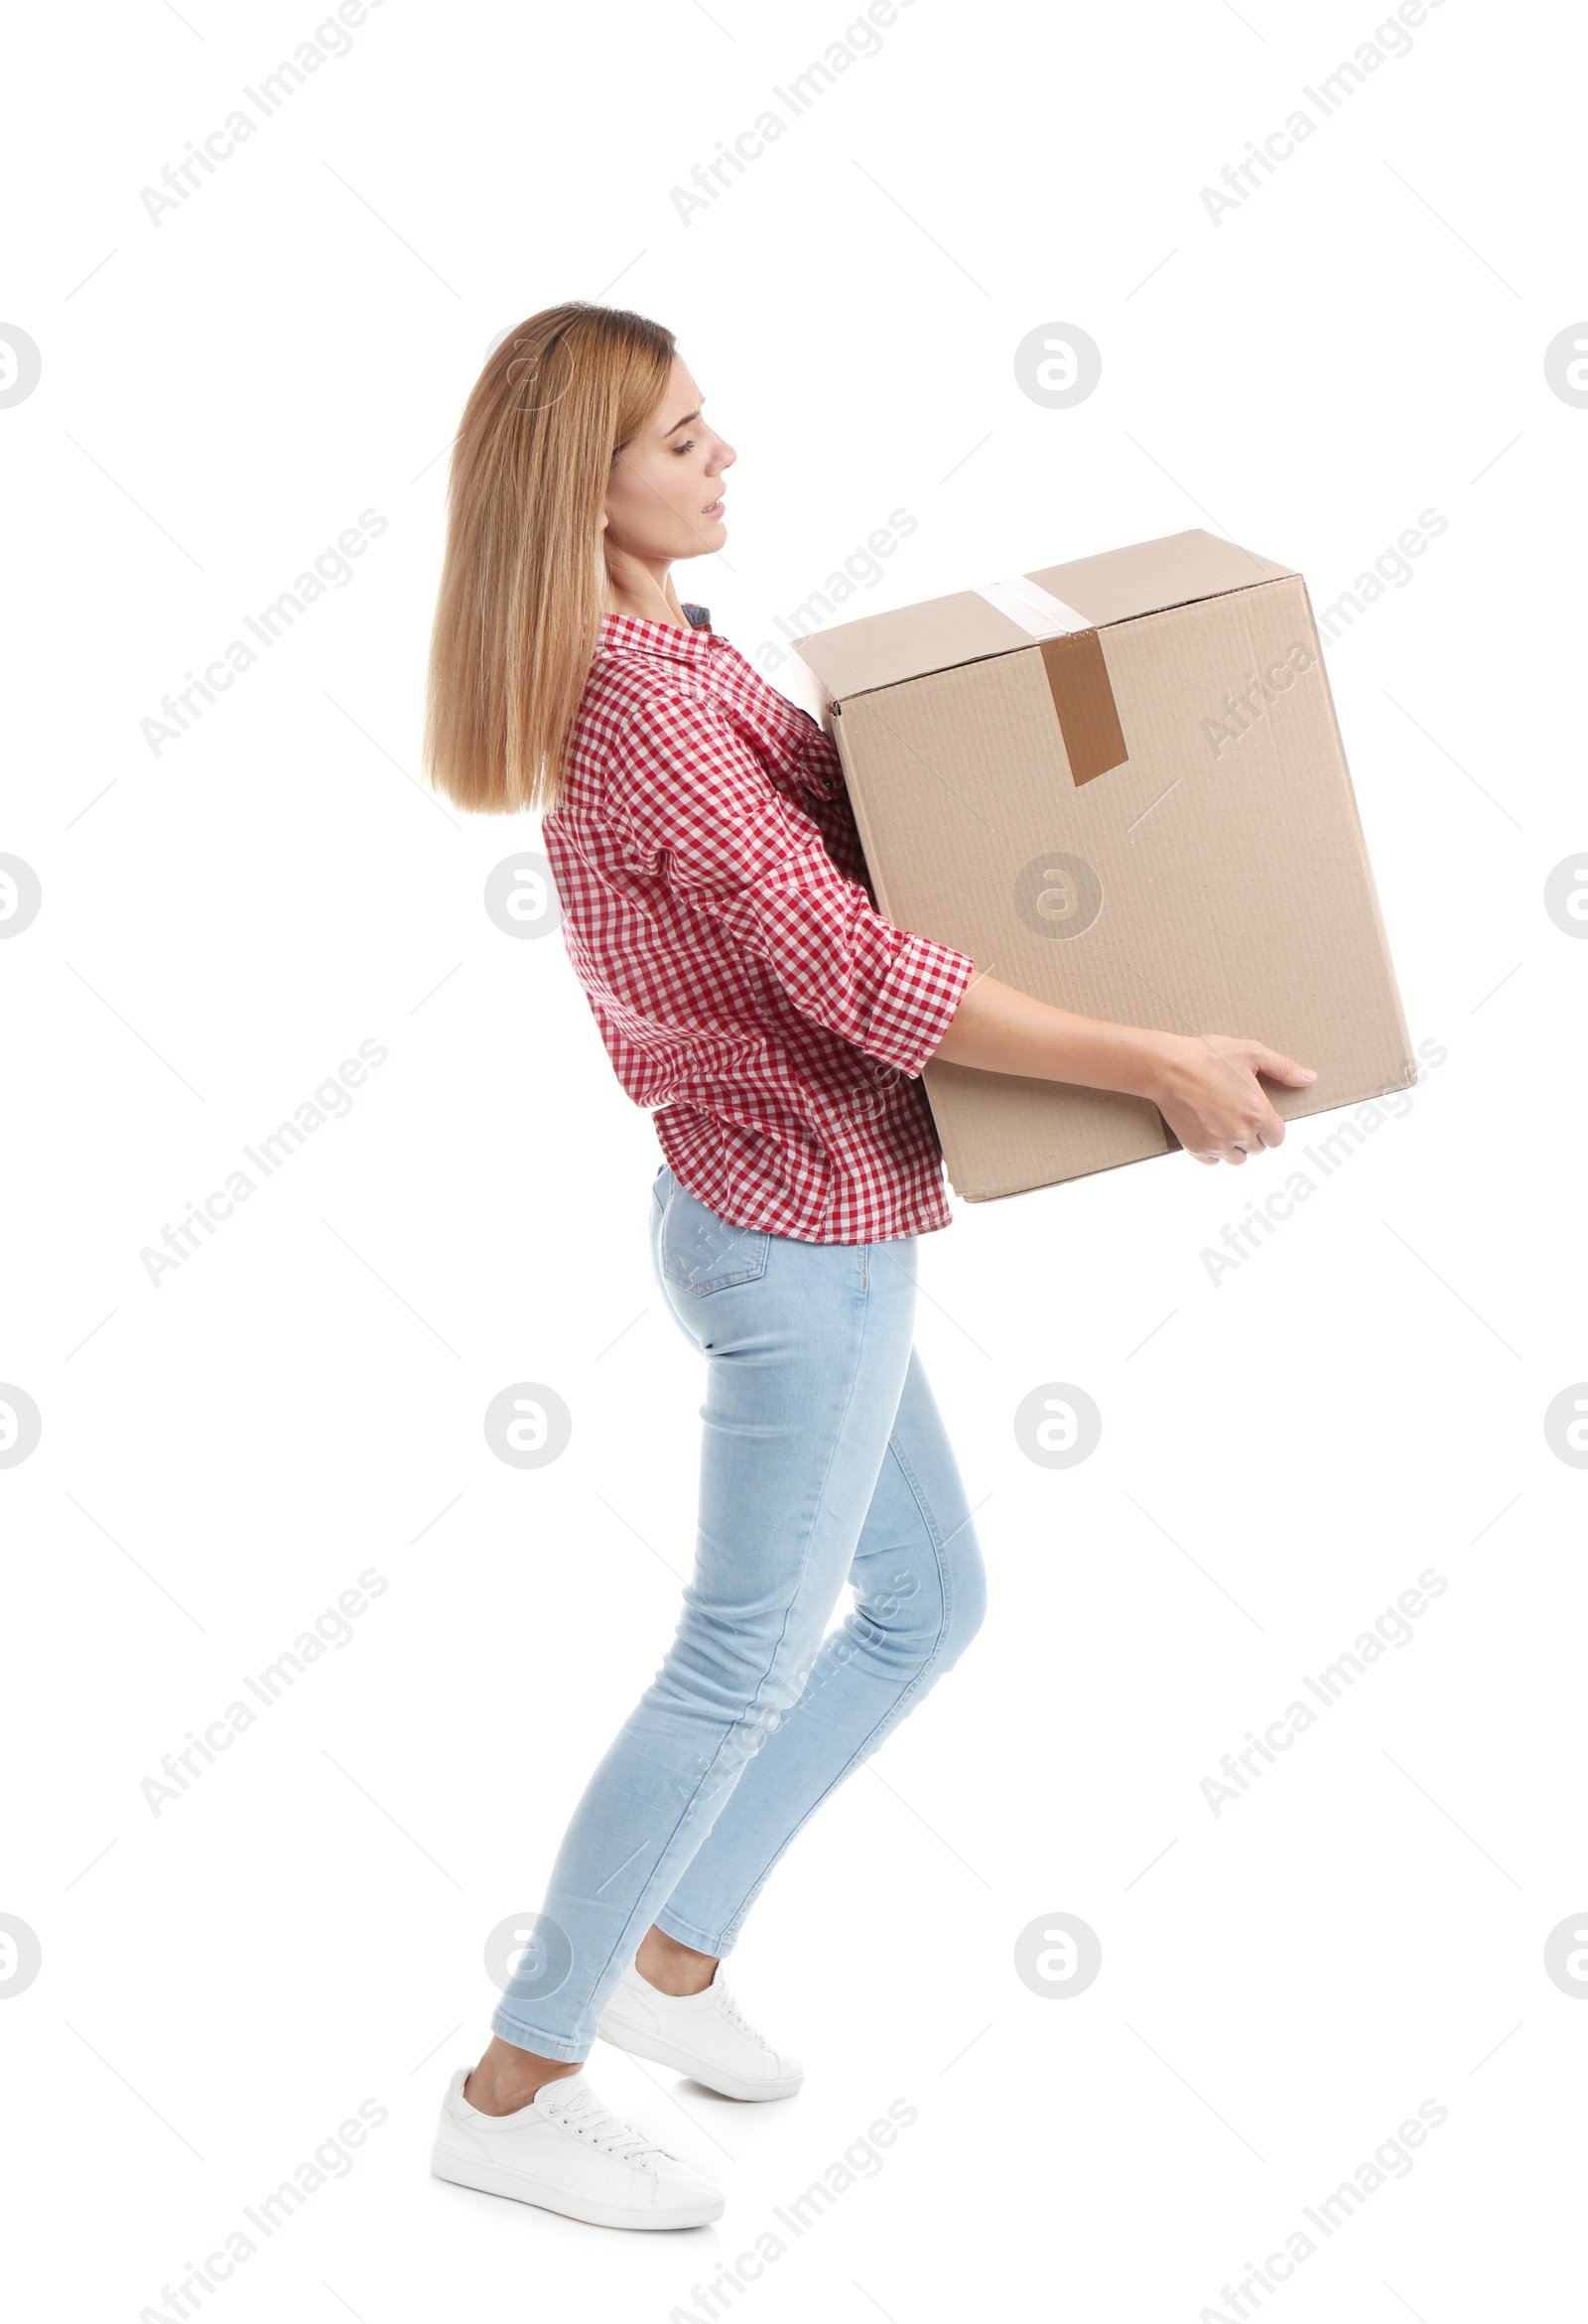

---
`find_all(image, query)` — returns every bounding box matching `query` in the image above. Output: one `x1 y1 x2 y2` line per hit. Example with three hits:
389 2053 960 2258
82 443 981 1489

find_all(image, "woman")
423 303 1314 2232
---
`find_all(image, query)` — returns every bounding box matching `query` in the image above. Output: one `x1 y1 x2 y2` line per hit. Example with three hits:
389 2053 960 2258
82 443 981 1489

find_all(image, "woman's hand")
1144 1033 1316 1165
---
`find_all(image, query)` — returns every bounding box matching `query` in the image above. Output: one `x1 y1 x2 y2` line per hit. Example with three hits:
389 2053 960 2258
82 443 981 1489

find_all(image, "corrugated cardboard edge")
1288 576 1418 1095
948 1075 1419 1204
784 636 834 731
787 530 1304 716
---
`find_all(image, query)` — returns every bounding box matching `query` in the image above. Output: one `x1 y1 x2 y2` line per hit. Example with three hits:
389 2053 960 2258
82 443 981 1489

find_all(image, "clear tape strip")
974 576 1095 640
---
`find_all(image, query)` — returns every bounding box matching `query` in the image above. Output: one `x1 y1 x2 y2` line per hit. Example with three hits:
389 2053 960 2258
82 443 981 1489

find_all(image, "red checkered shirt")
541 604 978 1242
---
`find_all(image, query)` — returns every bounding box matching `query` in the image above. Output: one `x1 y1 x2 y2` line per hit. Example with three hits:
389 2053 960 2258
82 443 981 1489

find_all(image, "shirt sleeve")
600 691 977 1079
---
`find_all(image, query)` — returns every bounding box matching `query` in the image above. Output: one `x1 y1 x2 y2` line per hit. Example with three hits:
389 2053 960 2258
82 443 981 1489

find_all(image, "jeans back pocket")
660 1179 771 1296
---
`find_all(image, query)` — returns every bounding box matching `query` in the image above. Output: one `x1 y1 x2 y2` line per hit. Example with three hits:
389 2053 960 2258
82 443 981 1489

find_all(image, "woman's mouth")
704 496 726 517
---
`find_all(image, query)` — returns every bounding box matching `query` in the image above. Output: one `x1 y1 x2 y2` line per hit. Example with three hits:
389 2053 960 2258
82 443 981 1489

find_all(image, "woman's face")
602 355 734 568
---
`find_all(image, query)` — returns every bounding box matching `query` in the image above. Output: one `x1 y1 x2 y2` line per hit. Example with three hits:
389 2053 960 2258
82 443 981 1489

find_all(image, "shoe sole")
596 2017 804 2103
431 2142 724 2229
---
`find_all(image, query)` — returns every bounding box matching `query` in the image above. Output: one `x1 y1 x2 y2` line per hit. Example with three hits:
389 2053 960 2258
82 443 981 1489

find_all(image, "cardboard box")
787 528 1414 1201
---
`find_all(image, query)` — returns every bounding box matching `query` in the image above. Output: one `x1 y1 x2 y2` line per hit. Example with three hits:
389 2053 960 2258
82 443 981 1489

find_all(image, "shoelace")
714 1982 769 2050
545 2078 672 2167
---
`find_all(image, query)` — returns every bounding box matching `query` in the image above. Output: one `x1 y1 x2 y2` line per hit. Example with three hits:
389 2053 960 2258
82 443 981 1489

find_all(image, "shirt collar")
595 607 842 801
596 609 720 664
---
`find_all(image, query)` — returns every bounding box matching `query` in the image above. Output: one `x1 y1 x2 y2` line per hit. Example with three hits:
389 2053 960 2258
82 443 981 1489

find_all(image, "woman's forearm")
925 970 1170 1100
922 968 1317 1165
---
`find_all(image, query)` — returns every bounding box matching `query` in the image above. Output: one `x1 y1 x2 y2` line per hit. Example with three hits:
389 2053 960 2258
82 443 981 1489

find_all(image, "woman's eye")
673 438 696 454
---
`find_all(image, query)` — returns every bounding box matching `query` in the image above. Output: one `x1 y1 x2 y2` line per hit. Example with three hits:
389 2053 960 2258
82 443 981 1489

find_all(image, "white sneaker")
596 1960 804 2102
430 2066 725 2230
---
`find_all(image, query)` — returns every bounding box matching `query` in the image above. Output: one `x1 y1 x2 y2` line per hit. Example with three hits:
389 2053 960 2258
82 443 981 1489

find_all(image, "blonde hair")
422 302 677 817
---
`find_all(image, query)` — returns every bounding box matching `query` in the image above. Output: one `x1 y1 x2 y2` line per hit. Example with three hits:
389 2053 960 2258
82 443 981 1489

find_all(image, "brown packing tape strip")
1037 628 1128 787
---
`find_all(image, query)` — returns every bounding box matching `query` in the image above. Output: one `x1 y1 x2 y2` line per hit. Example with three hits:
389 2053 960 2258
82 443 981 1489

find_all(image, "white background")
3 1 1584 2317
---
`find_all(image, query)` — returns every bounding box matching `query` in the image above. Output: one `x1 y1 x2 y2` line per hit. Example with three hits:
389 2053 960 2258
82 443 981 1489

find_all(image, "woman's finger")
1249 1044 1316 1087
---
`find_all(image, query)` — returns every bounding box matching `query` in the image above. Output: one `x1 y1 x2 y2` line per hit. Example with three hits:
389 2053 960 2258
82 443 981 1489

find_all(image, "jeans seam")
650 1903 728 1956
734 1258 875 1733
691 1430 964 1952
558 1255 878 2039
485 2013 592 2063
562 1696 795 2051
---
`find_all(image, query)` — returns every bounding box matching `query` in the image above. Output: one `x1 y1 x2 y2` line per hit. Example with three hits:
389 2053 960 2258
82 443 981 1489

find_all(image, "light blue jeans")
489 1162 987 2061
